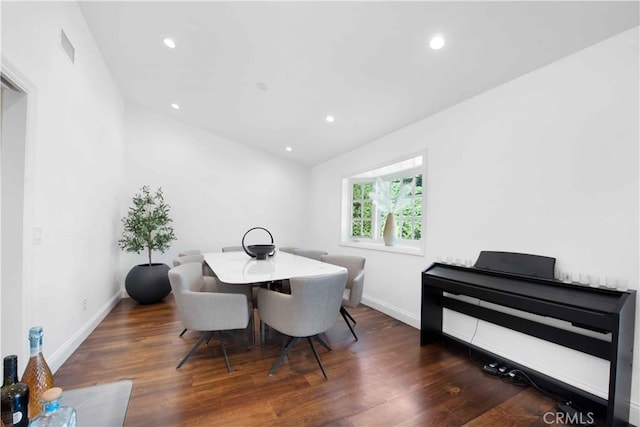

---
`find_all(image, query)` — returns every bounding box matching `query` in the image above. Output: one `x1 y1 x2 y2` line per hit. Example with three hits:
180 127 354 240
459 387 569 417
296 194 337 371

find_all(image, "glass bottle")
21 327 54 418
29 387 76 427
1 355 29 427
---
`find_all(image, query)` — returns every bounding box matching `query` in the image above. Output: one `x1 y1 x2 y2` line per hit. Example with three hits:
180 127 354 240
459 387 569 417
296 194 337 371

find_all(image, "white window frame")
340 153 426 256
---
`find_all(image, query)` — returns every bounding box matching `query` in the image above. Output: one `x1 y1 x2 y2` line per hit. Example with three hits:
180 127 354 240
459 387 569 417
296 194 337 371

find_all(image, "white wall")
121 105 309 272
309 27 639 423
1 2 126 370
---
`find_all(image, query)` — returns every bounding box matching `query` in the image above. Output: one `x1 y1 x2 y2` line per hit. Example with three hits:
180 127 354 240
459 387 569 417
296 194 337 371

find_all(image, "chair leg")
269 336 298 376
340 307 358 341
306 337 328 380
218 331 232 373
249 310 255 348
225 329 251 350
341 306 356 325
314 335 332 352
179 328 187 337
177 331 212 369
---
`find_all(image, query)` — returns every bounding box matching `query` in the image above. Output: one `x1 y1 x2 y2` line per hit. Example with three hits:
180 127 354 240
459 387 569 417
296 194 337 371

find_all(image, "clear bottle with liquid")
1 355 29 427
20 327 54 418
29 388 76 427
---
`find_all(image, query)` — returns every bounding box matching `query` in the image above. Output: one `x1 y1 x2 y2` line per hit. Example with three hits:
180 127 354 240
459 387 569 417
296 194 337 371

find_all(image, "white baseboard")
361 294 420 329
48 291 123 373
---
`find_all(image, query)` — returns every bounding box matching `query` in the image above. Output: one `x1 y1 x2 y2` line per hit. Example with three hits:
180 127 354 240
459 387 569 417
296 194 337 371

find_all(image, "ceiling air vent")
60 29 75 63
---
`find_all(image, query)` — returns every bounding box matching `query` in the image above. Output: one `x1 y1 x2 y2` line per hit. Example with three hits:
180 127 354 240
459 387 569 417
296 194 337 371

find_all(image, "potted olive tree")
119 186 176 304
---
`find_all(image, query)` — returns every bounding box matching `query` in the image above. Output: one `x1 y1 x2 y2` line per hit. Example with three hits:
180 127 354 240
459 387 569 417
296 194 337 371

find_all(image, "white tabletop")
204 251 346 284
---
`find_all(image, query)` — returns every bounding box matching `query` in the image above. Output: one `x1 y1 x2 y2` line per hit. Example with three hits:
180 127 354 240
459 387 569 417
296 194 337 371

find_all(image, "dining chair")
173 252 204 337
293 248 328 261
257 270 347 379
264 246 297 294
173 253 204 267
219 245 262 329
321 255 366 341
278 246 298 254
178 249 201 257
168 262 253 372
173 253 215 280
172 256 251 337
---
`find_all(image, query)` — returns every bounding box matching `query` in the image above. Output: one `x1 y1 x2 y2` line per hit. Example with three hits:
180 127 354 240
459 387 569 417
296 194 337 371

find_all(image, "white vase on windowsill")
383 212 396 246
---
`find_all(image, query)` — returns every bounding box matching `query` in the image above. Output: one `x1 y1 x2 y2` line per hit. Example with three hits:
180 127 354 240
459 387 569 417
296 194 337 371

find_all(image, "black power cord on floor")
501 368 556 401
482 365 596 426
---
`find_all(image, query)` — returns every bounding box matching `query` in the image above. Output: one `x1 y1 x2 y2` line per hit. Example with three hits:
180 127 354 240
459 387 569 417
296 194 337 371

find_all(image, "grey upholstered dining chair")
173 253 204 267
278 246 298 254
321 255 366 341
178 249 202 257
168 262 253 372
173 253 215 311
257 270 348 379
293 248 328 261
219 244 263 323
173 253 215 276
172 255 252 337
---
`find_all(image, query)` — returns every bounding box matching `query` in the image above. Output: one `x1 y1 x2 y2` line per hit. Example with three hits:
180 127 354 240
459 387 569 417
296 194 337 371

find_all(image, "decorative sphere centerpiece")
242 227 276 260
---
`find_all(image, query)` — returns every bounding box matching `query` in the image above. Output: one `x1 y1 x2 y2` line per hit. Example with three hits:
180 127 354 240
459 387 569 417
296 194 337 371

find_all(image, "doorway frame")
1 56 38 366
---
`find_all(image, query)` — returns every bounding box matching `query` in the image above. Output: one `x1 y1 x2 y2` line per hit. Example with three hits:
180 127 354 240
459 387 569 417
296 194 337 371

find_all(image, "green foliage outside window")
362 220 371 237
414 221 422 239
363 201 372 219
352 184 375 238
352 220 362 236
352 202 361 218
351 173 423 242
353 184 362 200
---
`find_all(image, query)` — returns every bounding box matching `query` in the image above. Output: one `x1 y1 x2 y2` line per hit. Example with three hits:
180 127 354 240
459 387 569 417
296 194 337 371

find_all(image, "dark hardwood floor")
54 295 568 426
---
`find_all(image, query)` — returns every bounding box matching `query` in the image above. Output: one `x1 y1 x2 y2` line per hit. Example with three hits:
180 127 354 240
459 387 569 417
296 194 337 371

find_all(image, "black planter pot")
125 263 171 304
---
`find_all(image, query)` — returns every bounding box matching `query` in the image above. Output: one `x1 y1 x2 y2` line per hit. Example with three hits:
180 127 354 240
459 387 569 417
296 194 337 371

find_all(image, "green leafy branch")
119 186 176 265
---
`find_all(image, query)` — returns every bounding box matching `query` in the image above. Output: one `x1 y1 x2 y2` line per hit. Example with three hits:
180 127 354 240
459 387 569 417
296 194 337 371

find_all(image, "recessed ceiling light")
163 38 176 49
325 115 335 123
429 35 445 50
171 103 180 110
285 146 293 152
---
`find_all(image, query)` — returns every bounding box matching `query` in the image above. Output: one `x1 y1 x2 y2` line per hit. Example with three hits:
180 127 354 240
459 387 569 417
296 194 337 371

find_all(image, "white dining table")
203 250 346 284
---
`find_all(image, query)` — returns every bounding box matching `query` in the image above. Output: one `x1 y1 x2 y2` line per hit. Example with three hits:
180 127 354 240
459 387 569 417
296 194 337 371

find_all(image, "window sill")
339 241 424 256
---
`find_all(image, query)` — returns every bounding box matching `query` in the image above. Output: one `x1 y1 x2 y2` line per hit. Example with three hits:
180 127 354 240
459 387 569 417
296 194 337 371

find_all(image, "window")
342 154 424 254
351 182 373 238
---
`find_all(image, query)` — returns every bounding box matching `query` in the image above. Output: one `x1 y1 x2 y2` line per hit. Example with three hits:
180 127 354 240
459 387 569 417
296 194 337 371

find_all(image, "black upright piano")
421 251 635 426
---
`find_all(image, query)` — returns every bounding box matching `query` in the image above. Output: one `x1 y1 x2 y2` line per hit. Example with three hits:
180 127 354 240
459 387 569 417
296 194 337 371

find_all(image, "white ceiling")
79 1 639 166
